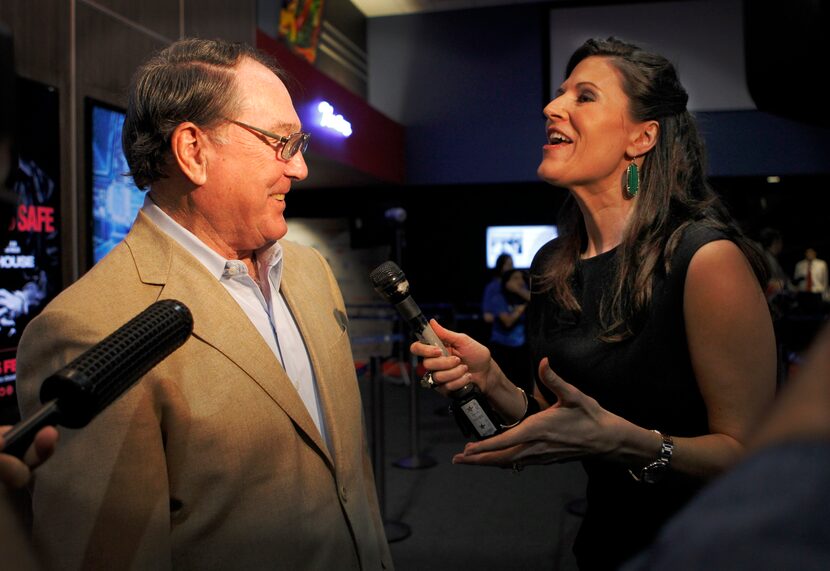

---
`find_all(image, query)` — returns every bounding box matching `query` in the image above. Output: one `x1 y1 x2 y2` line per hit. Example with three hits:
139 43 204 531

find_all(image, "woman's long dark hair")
539 37 767 341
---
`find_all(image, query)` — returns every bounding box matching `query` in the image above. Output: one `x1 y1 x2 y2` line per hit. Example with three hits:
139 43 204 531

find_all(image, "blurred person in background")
486 268 533 394
794 247 828 301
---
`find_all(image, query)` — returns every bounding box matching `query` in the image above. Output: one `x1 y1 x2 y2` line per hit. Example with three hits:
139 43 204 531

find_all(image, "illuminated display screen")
486 225 558 269
88 101 144 264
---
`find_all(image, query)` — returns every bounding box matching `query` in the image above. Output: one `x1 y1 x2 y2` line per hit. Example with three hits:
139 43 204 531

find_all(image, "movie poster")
0 78 61 423
278 0 325 64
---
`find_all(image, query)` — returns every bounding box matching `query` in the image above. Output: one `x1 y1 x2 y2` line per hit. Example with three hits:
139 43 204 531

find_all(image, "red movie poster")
0 78 62 423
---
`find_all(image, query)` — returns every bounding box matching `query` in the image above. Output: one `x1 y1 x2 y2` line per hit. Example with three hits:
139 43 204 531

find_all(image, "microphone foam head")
40 299 194 428
369 261 410 303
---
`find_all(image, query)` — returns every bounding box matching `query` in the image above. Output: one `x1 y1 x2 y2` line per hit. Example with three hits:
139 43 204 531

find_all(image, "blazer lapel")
280 243 357 473
125 213 334 468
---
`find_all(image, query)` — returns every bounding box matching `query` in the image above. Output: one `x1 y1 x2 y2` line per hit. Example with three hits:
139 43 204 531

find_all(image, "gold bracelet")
499 386 529 429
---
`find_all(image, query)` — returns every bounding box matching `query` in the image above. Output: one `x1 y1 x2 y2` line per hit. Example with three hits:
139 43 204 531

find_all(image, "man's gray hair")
122 38 286 189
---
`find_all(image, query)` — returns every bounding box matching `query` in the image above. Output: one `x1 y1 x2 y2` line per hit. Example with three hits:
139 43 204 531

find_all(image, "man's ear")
627 119 659 158
170 122 209 186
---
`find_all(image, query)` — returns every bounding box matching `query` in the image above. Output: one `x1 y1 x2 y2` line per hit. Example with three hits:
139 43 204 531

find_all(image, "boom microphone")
370 261 503 439
1 299 194 458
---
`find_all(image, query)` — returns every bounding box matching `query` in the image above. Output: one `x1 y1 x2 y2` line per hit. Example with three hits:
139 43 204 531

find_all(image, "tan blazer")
17 212 392 570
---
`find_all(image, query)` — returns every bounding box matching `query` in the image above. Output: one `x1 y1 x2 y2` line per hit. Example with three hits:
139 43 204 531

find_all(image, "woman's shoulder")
670 221 734 270
677 221 731 250
530 236 561 274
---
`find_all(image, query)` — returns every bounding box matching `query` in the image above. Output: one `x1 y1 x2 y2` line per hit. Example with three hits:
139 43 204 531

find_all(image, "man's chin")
267 222 289 242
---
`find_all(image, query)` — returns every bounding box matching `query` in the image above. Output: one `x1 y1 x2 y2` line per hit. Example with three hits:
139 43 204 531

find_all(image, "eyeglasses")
226 119 310 161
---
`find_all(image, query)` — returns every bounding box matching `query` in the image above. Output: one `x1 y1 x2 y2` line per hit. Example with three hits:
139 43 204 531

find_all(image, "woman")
486 268 532 394
412 37 776 570
481 252 515 325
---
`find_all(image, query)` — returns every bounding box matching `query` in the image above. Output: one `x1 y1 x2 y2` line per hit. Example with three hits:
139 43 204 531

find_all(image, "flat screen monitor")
486 225 557 269
87 99 144 264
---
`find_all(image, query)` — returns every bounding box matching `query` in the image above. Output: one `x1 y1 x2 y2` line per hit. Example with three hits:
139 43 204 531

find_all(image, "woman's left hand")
453 357 616 469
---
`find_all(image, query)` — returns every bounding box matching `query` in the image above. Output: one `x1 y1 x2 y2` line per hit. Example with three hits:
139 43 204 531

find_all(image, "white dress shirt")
141 195 330 449
794 257 829 297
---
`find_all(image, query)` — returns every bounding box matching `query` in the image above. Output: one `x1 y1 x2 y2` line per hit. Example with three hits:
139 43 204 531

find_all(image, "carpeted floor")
360 370 586 571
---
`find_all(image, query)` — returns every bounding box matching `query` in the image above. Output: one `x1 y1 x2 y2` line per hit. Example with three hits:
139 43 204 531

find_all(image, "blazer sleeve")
17 307 173 571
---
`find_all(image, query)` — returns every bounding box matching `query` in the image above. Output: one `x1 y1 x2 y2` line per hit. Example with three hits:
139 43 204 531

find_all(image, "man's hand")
0 425 59 489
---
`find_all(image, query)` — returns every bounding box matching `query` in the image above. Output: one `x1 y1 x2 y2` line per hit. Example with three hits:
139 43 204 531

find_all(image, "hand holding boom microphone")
1 299 194 459
369 261 503 440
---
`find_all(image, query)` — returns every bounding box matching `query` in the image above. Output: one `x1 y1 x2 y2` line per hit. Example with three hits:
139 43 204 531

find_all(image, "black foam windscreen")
39 299 194 428
369 260 410 304
1 299 194 458
744 1 830 128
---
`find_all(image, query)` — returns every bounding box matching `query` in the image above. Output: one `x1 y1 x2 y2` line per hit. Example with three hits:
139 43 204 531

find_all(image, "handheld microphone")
370 261 503 440
1 299 194 459
369 261 449 355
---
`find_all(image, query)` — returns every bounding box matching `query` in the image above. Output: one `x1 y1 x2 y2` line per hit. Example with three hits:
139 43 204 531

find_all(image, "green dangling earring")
625 159 640 199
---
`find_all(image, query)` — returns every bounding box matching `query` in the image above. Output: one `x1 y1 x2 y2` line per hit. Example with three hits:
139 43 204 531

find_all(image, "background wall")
367 0 830 185
368 3 547 186
548 0 753 111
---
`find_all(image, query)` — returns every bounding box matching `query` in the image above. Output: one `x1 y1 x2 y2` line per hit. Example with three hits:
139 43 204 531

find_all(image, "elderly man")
16 39 392 570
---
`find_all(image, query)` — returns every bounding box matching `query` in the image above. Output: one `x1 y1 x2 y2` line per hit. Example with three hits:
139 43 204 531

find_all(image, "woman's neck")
570 184 635 258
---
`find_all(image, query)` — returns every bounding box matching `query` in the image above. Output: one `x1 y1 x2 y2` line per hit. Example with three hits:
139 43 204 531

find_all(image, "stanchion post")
393 345 436 469
369 355 410 542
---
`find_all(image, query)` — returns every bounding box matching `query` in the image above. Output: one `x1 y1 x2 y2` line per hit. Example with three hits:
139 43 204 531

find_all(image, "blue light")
317 101 352 137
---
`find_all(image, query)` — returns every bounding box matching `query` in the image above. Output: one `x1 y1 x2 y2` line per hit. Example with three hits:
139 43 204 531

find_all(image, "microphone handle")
394 296 450 356
396 299 502 438
1 401 60 459
410 315 450 357
412 318 474 394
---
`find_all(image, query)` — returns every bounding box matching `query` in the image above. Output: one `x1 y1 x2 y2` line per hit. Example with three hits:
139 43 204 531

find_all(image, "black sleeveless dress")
527 224 728 571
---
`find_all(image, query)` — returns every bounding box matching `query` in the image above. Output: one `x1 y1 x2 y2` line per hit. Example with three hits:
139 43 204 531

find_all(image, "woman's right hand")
410 319 496 395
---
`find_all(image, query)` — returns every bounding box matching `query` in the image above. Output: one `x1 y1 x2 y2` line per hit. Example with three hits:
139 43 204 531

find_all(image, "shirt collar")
140 194 284 288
